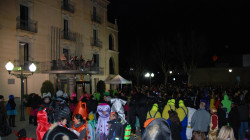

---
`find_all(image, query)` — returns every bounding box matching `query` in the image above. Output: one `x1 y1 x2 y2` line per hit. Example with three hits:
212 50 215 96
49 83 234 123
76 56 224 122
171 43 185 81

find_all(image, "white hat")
56 90 63 97
43 92 51 98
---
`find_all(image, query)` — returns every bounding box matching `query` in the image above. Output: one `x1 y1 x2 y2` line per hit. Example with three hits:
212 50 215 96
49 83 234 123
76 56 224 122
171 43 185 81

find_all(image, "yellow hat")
179 100 185 107
170 99 175 105
151 103 158 111
88 113 95 120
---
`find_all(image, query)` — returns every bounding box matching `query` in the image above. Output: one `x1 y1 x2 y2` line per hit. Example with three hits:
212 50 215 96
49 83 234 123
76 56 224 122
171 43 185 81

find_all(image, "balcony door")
19 42 29 66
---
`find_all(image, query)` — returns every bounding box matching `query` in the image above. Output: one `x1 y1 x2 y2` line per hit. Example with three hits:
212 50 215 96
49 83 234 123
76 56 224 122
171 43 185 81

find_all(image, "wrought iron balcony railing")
91 38 102 47
61 2 74 13
92 15 101 24
39 60 104 74
61 30 77 41
16 17 38 33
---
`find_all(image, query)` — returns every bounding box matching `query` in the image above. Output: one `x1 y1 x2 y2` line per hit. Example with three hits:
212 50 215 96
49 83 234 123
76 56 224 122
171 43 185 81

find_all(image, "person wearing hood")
146 103 161 119
6 95 17 127
176 100 188 140
107 112 123 140
162 99 176 120
221 94 231 113
53 90 71 123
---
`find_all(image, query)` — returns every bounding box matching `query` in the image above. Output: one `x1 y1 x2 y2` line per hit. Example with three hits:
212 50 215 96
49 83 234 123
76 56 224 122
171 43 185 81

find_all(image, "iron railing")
40 60 104 74
92 15 101 24
61 30 77 41
16 16 37 33
61 2 74 13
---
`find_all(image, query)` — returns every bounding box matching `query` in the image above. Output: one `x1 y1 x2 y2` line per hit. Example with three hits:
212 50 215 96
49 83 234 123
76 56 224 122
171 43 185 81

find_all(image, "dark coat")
107 118 123 140
53 101 71 122
238 104 248 122
228 106 241 127
217 108 227 128
0 108 12 137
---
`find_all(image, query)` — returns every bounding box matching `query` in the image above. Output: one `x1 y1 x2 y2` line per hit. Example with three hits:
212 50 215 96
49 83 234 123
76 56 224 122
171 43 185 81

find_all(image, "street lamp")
169 71 173 74
145 72 154 87
228 68 232 73
5 61 37 121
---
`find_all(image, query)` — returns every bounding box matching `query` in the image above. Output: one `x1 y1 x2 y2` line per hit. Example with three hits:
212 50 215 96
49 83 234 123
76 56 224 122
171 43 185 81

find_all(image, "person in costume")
186 107 196 140
72 114 89 140
36 108 52 140
96 103 110 140
87 112 97 140
208 108 218 140
142 118 172 140
176 100 188 140
107 112 123 140
146 103 161 119
110 97 127 123
162 99 176 120
221 94 232 114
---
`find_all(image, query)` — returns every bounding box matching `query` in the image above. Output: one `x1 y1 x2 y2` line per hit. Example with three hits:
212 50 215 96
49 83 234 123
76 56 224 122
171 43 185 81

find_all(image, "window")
64 19 68 33
93 54 99 67
20 5 29 29
109 35 114 50
19 42 29 66
93 6 97 16
109 57 115 74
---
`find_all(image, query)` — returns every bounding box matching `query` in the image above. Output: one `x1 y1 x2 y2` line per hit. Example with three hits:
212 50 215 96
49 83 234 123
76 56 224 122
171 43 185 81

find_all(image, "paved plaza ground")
1 107 141 140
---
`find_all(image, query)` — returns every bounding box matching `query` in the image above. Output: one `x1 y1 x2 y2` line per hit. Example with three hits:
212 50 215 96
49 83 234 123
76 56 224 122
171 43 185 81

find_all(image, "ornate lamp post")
145 72 154 87
5 61 37 121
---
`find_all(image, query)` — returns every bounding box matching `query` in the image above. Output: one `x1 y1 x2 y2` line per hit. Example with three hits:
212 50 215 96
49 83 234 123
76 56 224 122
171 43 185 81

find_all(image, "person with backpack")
72 114 89 140
6 94 17 127
107 112 123 140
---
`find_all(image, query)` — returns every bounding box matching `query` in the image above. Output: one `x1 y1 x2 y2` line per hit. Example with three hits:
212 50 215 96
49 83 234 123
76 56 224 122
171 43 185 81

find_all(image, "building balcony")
61 2 74 13
16 17 38 33
40 60 104 74
92 15 101 24
91 38 102 47
61 30 77 41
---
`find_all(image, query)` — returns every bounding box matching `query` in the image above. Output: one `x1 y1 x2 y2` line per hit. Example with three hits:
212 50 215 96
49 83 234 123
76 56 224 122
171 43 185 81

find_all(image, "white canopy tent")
105 74 132 89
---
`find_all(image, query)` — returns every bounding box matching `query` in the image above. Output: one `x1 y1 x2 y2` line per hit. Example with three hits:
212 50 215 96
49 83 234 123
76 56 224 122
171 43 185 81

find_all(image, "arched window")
109 57 115 74
109 34 114 50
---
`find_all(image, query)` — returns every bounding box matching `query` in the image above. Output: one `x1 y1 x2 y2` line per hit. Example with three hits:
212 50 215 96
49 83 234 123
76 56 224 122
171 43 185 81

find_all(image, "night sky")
107 0 250 74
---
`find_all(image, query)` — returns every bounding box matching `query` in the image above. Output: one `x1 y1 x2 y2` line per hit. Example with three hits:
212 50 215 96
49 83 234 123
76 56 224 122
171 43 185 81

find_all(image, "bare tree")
173 30 207 85
153 38 174 86
128 41 145 86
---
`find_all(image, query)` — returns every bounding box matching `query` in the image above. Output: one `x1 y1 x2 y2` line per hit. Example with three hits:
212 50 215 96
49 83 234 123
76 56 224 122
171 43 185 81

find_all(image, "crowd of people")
0 84 249 140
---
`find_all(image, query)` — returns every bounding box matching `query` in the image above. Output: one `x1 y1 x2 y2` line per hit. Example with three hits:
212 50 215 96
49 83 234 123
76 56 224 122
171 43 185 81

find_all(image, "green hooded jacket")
221 95 231 113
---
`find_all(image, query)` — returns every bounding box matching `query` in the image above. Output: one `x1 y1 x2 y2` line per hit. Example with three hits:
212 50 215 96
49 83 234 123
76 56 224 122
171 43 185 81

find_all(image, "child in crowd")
72 114 88 140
